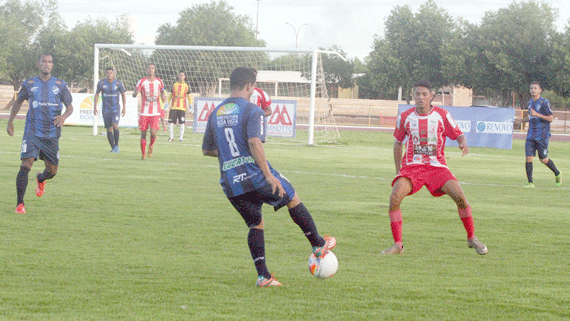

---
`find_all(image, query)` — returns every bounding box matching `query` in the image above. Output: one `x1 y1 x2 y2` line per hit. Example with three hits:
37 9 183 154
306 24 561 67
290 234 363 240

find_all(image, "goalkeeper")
167 71 191 142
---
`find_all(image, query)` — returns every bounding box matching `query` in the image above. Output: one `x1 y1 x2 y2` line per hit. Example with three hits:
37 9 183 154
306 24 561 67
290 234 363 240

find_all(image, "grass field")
1 120 569 320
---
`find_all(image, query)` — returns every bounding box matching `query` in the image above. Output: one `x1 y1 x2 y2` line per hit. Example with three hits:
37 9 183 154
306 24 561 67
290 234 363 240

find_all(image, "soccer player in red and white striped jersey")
249 69 272 117
132 63 166 160
381 79 488 255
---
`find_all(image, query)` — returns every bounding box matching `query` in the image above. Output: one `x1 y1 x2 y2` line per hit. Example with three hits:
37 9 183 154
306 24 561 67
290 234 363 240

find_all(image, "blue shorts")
21 134 59 166
228 169 296 228
525 138 548 159
103 111 121 128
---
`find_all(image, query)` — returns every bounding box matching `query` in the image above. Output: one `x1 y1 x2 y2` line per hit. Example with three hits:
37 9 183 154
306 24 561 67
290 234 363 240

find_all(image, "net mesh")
95 45 341 144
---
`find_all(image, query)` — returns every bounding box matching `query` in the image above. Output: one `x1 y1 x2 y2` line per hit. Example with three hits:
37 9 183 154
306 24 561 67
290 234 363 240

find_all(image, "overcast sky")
57 0 570 60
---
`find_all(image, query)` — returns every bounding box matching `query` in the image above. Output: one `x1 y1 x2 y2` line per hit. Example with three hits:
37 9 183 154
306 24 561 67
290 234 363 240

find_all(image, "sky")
57 0 570 60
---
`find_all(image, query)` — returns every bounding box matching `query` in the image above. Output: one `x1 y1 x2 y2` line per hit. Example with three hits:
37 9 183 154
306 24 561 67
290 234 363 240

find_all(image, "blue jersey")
202 97 268 198
526 97 552 140
96 78 125 114
18 76 72 139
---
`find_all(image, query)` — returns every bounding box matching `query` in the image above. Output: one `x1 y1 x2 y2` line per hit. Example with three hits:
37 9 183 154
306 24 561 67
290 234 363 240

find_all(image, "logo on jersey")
232 173 247 183
217 103 239 116
223 156 255 171
52 86 59 95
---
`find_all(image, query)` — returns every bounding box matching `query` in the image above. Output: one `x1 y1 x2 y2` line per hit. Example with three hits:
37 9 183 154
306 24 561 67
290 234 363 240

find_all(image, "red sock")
140 139 147 154
150 135 156 147
459 206 475 239
389 210 403 245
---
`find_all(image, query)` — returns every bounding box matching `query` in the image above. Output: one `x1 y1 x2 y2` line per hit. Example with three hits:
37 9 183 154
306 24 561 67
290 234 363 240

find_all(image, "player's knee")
249 220 264 230
539 157 549 164
389 193 404 209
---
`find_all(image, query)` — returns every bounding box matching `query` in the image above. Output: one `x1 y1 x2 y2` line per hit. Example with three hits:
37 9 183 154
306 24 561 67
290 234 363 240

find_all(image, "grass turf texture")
1 120 569 320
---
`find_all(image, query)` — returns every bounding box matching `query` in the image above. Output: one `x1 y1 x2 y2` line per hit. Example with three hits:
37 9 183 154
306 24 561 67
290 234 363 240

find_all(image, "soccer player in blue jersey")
524 81 561 188
6 54 74 214
202 67 336 287
93 67 126 153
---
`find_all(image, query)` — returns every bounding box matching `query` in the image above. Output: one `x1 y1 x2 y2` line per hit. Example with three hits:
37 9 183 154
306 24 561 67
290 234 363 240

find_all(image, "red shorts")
392 165 457 197
139 115 160 131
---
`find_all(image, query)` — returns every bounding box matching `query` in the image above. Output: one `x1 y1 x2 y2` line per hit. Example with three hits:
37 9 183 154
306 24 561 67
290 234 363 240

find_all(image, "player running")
524 81 561 188
381 79 488 256
202 67 336 287
133 63 166 160
6 54 74 214
93 67 126 153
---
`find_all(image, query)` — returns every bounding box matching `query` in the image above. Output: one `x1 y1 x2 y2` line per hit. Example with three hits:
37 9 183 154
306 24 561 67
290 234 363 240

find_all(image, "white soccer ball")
308 251 338 279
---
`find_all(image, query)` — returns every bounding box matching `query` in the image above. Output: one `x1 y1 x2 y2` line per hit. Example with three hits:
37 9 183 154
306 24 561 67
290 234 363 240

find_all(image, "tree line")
358 0 570 109
1 0 569 109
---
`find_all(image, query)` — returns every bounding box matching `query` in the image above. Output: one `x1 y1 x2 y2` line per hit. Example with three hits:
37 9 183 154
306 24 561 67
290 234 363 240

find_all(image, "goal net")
92 44 342 145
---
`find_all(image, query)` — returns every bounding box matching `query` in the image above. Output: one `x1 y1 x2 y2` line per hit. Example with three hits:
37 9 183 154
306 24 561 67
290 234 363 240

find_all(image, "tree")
155 0 264 47
443 1 559 107
319 45 354 91
54 17 133 90
0 0 44 90
549 25 570 102
365 1 455 102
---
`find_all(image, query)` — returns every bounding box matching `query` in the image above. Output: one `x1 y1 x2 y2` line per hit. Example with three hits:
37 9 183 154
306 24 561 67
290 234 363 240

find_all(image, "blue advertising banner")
398 105 515 149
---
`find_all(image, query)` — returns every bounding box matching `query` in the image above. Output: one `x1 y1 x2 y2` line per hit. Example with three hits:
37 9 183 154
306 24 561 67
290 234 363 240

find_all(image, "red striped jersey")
136 77 164 116
250 87 271 111
394 106 463 168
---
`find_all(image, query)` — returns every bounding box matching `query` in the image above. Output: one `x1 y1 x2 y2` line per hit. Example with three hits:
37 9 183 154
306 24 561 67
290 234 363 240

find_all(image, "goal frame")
93 44 345 145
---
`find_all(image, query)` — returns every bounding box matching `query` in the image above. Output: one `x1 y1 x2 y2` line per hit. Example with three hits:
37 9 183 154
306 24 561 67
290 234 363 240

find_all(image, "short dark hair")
230 67 256 91
105 67 114 72
530 80 541 88
38 54 52 61
414 79 432 90
179 70 185 74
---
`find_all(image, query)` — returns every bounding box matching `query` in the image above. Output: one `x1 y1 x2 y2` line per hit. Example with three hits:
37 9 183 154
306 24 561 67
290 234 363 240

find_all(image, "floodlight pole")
285 22 307 48
256 0 261 39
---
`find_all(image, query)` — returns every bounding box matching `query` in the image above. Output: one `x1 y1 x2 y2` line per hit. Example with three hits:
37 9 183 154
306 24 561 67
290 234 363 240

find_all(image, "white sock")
168 123 174 139
180 124 185 140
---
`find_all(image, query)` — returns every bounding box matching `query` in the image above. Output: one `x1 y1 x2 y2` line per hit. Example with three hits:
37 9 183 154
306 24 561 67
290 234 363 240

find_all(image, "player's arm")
528 108 553 122
6 97 25 136
202 149 218 157
456 134 469 156
121 91 127 117
55 102 74 128
93 92 100 116
202 116 218 157
132 87 139 98
168 90 174 106
263 107 272 117
393 140 403 174
249 137 285 197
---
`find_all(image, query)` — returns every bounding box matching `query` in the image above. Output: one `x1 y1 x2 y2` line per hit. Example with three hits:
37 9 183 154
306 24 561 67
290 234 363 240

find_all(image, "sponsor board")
476 121 513 134
398 105 515 149
66 93 138 127
193 98 297 138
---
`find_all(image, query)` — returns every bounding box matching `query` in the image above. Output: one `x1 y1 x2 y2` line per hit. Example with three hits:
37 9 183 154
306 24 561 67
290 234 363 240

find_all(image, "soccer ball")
308 251 338 279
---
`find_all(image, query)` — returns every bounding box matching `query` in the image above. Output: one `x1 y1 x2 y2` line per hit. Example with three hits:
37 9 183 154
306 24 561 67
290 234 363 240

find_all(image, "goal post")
93 44 342 145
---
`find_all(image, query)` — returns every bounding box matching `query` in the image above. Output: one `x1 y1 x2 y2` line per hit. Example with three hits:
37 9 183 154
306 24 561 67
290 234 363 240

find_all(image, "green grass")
1 119 569 320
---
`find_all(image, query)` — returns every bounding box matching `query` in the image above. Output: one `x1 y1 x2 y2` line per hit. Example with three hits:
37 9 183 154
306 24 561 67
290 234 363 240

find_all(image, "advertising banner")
193 97 297 138
398 105 515 149
66 93 139 127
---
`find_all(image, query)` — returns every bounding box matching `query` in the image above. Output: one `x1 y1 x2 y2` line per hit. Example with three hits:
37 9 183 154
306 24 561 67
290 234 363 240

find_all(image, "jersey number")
224 128 240 157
